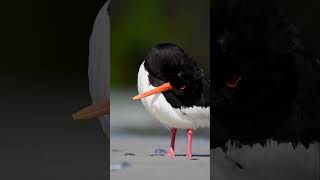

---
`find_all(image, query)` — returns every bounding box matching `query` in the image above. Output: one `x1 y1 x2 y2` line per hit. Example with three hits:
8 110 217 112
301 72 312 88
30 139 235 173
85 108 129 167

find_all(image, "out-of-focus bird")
212 0 320 179
72 1 110 135
132 43 210 159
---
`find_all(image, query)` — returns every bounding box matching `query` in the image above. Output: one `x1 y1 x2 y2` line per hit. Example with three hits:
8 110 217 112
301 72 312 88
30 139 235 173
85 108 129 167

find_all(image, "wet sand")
110 135 210 180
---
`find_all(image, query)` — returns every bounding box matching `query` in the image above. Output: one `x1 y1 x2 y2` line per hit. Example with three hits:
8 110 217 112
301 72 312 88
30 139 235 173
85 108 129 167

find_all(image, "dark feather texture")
211 0 320 150
144 43 210 109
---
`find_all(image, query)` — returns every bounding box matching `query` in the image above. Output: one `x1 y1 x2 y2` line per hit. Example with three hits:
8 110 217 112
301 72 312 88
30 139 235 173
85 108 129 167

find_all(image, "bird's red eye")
226 75 241 88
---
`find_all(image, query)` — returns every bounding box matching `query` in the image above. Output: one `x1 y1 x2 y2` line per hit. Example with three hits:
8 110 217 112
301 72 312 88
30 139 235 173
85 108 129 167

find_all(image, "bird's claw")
166 147 175 158
186 152 192 159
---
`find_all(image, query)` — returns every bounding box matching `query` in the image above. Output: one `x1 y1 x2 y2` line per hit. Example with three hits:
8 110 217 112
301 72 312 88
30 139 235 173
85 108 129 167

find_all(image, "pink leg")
166 128 177 158
186 129 193 159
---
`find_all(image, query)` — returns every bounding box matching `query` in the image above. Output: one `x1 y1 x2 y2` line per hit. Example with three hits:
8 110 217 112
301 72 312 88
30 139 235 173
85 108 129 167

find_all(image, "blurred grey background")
1 0 108 179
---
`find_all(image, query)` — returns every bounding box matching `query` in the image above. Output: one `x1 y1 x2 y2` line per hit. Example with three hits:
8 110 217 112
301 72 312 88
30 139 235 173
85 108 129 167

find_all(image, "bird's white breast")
137 62 210 130
88 1 110 135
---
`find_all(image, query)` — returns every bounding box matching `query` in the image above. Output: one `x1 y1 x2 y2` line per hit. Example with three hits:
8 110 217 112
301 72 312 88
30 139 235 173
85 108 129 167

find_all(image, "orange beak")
132 82 173 100
226 75 242 88
72 100 110 120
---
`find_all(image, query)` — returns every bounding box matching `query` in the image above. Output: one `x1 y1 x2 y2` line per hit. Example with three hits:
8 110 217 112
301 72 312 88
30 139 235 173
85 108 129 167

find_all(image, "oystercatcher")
212 0 320 179
132 43 210 159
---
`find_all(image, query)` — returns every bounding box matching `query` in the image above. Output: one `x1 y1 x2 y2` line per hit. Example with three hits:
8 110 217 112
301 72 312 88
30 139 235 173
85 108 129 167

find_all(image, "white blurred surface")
89 0 110 135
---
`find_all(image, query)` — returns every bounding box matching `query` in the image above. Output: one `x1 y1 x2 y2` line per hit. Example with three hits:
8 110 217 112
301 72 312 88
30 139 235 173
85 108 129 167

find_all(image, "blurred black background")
212 0 320 57
276 0 320 55
1 0 108 179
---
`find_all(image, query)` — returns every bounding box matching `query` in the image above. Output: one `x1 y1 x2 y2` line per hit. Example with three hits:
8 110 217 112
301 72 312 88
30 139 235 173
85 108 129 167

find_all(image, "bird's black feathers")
144 43 210 109
211 0 320 150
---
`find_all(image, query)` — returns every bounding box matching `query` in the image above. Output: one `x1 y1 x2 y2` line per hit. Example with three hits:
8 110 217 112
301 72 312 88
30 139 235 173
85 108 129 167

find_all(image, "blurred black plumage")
211 0 320 149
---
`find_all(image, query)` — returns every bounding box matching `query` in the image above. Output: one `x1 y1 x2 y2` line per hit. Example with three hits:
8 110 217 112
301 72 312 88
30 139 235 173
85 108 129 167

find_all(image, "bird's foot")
186 152 192 159
166 147 175 158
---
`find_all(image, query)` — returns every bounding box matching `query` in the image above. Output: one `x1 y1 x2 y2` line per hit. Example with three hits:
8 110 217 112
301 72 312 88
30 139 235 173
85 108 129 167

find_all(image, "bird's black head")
139 43 209 108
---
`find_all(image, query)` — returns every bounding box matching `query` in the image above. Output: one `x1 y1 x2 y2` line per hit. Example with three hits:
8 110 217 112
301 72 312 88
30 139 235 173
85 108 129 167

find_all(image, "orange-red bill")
132 82 173 100
72 100 110 120
226 75 242 88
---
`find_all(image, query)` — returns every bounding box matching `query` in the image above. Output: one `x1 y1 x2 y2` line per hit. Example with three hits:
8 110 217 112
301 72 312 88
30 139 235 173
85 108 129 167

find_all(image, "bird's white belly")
88 1 110 135
137 62 210 130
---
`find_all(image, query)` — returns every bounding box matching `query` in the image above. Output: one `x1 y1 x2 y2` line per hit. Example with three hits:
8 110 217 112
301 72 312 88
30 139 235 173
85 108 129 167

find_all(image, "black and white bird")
133 43 210 159
212 0 320 179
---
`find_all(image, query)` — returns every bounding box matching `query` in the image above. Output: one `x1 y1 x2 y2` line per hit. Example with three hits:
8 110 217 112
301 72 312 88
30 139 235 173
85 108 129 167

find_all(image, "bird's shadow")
175 154 210 157
150 154 210 160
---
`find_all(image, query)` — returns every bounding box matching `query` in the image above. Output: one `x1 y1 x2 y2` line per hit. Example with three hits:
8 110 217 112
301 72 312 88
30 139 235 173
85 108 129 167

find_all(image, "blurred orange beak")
72 100 110 120
132 82 173 100
226 75 242 88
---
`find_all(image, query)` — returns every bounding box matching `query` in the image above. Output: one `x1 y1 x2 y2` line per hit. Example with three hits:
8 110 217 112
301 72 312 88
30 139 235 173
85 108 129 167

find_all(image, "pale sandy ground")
110 90 210 180
110 136 210 180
